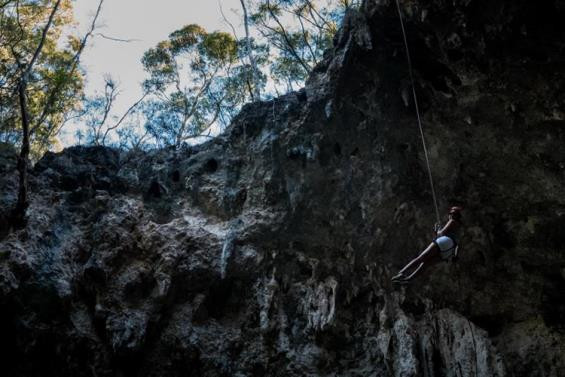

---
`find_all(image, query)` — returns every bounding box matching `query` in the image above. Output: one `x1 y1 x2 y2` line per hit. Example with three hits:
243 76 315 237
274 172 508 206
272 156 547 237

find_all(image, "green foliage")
201 32 239 62
249 0 358 91
111 1 356 149
64 0 355 151
141 24 249 147
0 0 83 158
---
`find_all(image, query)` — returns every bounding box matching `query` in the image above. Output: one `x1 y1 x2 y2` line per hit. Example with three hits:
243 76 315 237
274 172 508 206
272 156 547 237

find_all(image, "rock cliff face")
1 0 565 376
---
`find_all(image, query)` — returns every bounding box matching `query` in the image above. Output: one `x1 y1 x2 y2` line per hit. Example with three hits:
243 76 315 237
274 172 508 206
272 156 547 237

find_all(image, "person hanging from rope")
391 206 463 283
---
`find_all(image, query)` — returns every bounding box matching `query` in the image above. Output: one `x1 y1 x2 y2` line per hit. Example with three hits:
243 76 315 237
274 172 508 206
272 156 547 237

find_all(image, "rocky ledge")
1 0 565 376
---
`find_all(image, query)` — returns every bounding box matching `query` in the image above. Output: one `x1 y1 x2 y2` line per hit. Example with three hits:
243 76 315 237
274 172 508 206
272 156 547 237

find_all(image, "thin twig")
240 0 261 100
31 0 105 134
296 12 318 65
218 0 239 40
265 0 311 73
101 91 148 145
24 0 62 80
94 33 140 43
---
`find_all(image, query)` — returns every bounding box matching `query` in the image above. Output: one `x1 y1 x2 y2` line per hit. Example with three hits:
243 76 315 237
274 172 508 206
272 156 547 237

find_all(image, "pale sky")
63 0 244 145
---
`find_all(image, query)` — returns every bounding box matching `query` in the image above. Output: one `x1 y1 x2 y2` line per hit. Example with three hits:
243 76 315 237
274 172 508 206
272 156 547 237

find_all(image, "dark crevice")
171 170 180 182
205 158 219 173
333 142 342 157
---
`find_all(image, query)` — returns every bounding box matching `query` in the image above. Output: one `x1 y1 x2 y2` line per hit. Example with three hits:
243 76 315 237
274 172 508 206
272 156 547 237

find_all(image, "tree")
219 0 268 101
80 75 148 147
1 0 105 227
141 24 245 148
240 0 262 100
249 0 359 92
0 0 83 156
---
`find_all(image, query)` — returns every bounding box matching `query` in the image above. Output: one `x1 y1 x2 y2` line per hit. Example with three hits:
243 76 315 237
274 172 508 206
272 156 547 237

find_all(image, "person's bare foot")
391 272 404 281
392 278 411 285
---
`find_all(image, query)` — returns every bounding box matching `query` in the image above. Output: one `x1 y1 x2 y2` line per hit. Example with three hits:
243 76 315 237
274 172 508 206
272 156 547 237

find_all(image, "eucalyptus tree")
0 0 104 227
219 0 269 102
141 24 246 148
249 0 359 92
0 0 102 154
239 0 262 100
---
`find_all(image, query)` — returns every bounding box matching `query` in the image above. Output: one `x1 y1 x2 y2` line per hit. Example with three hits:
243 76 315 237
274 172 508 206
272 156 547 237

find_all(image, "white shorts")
435 236 457 260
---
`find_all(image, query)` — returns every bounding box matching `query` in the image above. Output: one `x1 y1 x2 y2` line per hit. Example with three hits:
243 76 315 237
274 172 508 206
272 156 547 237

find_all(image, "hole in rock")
333 143 342 157
204 280 234 319
205 159 218 173
148 180 162 198
471 314 506 337
252 363 267 377
172 170 180 182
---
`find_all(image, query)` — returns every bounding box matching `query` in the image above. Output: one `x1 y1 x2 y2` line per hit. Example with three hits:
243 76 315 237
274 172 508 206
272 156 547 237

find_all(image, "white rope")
394 0 441 226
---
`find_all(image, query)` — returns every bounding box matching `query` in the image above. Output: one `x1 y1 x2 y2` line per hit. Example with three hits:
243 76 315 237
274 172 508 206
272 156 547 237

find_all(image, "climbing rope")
394 0 441 226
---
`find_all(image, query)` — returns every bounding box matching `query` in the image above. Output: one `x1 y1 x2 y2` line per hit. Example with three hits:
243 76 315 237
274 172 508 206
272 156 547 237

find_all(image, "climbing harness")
434 236 457 260
394 0 441 227
435 236 459 261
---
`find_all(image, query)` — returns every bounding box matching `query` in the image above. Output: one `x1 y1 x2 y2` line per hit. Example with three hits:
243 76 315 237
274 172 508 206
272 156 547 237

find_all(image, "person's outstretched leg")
392 242 438 281
403 251 443 281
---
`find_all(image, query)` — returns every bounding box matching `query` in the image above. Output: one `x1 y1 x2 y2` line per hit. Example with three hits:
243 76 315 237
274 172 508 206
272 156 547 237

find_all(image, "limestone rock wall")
1 0 564 376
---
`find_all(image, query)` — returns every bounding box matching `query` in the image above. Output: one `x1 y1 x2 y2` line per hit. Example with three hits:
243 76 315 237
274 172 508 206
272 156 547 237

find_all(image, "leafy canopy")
0 0 84 158
141 24 246 147
248 0 359 91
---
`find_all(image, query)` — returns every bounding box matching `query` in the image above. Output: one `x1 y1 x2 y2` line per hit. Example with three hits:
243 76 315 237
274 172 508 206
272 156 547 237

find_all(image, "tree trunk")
11 81 30 228
240 0 261 100
9 0 64 229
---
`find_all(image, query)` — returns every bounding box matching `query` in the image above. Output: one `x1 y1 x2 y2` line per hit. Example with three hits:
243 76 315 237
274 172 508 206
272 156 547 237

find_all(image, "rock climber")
391 206 463 283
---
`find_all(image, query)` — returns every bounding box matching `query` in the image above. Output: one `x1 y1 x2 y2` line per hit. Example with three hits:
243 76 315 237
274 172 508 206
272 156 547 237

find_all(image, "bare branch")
23 0 63 80
93 79 118 144
94 33 141 43
0 0 13 7
31 0 105 134
296 11 318 65
218 0 239 40
265 0 311 73
131 128 150 150
101 91 148 145
304 0 330 30
172 62 223 147
240 0 261 100
219 0 257 100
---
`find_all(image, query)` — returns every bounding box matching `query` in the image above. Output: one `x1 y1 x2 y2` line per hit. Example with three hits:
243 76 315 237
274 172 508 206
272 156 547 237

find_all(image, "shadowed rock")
1 1 564 376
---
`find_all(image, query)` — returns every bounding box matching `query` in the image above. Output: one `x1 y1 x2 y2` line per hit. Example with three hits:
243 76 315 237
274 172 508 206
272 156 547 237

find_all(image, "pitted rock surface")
1 1 565 376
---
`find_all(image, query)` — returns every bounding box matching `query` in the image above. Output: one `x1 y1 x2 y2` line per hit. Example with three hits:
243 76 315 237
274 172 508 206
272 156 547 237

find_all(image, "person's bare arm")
436 219 459 237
